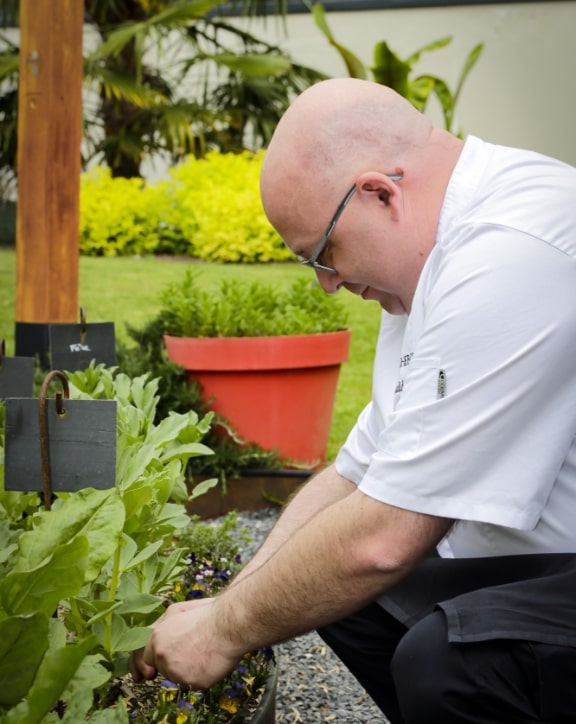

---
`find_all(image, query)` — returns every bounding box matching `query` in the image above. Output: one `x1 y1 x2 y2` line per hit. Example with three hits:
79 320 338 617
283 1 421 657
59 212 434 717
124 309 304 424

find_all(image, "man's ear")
356 170 403 221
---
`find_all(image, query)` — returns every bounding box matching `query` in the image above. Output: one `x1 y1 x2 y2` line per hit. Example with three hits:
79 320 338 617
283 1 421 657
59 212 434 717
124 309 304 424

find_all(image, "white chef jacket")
336 135 576 558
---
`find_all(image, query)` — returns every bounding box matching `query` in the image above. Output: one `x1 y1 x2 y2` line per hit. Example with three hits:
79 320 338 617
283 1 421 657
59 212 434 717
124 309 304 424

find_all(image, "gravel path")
275 633 386 723
228 508 389 723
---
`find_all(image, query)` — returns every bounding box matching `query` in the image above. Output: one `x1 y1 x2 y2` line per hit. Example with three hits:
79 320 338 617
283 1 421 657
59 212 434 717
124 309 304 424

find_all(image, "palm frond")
154 101 208 154
145 0 227 27
85 64 169 106
0 51 19 80
212 52 292 77
88 1 226 60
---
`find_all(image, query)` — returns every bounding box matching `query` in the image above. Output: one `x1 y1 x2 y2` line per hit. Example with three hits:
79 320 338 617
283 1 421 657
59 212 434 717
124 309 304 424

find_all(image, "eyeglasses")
298 173 404 274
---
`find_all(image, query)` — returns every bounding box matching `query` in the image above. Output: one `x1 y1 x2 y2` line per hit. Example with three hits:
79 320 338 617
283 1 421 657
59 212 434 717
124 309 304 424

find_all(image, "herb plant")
160 271 349 338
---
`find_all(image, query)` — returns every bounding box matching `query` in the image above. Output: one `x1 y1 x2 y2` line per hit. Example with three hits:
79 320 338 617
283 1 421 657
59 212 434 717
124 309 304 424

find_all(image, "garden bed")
187 468 313 519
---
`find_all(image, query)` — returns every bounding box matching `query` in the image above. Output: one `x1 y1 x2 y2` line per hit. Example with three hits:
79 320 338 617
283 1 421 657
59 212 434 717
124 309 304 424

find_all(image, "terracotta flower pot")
164 330 351 466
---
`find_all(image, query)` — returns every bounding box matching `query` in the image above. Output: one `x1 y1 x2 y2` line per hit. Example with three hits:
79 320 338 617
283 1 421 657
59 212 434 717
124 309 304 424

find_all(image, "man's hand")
130 598 244 689
130 599 197 683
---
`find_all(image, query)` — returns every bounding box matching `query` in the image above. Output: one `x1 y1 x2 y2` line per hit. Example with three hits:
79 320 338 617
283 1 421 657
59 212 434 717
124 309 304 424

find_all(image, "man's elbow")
345 496 452 581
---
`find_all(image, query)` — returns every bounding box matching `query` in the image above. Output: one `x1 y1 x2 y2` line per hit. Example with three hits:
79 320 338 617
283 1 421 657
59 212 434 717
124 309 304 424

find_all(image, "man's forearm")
136 489 452 689
217 490 452 653
232 464 356 584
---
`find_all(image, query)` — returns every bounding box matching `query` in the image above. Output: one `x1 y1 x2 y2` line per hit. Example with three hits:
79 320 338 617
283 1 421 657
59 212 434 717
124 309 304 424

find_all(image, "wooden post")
15 0 83 329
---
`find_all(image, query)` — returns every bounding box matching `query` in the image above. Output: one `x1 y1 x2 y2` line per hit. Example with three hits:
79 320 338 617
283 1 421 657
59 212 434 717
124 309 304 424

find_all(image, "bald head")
260 78 434 235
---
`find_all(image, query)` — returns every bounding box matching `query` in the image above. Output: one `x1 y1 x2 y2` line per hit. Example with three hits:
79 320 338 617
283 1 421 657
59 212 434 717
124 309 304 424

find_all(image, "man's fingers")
130 647 157 683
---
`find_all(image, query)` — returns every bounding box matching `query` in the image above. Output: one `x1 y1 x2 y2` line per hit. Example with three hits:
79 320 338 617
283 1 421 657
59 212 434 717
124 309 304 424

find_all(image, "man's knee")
391 610 548 724
391 610 451 720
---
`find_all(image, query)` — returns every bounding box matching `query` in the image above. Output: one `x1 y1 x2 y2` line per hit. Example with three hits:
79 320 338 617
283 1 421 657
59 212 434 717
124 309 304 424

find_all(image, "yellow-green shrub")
79 151 293 263
79 168 180 257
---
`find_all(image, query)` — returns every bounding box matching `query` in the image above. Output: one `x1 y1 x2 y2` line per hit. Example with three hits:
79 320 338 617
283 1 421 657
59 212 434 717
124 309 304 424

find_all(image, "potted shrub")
0 364 277 722
160 271 351 469
116 315 302 517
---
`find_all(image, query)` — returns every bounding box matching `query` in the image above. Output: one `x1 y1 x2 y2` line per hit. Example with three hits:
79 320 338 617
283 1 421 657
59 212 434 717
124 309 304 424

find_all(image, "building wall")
233 1 576 165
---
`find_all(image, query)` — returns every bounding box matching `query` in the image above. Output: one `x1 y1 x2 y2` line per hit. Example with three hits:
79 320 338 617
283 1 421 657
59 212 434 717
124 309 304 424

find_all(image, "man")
132 78 576 722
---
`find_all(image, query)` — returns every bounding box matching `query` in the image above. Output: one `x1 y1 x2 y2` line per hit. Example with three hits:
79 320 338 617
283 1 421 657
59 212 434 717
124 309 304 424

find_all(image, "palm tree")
0 0 324 191
0 27 18 201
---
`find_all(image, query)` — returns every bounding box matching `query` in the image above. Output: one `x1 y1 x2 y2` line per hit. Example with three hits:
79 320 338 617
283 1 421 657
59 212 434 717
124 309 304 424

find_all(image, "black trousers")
317 554 576 724
318 604 576 724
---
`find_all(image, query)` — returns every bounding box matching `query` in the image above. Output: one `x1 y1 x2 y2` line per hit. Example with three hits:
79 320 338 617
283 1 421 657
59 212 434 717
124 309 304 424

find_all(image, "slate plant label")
0 356 35 400
4 397 117 492
50 322 116 372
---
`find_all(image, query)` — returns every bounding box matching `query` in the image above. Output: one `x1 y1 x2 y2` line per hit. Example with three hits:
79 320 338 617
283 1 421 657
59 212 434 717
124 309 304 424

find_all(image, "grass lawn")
0 248 383 460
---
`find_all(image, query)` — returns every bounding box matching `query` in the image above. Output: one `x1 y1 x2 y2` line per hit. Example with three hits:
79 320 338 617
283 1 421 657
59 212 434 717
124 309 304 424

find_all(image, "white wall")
235 1 576 165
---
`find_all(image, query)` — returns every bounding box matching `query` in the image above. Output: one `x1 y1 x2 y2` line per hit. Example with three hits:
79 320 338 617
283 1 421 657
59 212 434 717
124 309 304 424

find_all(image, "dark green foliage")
0 202 15 245
174 512 251 575
116 315 200 423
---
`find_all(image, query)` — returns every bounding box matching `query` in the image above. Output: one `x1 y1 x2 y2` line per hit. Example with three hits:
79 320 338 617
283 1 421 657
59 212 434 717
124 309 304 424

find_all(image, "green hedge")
79 151 294 263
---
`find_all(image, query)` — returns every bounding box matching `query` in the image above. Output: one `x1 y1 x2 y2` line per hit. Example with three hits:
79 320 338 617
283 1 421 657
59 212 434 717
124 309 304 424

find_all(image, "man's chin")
362 288 406 314
381 300 406 315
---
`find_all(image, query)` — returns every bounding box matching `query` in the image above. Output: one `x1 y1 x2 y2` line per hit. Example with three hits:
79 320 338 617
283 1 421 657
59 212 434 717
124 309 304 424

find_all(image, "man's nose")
315 270 342 294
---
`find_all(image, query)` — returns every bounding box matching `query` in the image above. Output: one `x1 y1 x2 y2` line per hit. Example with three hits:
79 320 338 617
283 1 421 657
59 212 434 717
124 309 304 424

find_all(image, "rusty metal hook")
38 370 70 510
79 306 87 346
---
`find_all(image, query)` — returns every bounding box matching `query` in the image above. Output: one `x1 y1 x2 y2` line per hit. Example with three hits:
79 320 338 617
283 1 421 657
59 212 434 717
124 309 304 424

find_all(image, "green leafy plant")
309 1 483 137
160 271 349 338
0 364 236 722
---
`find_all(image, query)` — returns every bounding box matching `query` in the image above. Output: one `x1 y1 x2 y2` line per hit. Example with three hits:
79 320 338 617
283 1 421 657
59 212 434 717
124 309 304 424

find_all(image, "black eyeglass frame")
298 172 403 274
